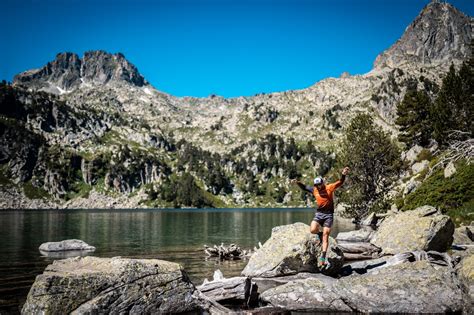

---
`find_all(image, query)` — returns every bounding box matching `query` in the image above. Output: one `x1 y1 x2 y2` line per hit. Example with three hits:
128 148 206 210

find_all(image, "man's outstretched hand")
342 167 350 176
290 179 299 185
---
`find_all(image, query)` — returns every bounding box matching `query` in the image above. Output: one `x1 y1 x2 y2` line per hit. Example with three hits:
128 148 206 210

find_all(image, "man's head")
313 176 324 188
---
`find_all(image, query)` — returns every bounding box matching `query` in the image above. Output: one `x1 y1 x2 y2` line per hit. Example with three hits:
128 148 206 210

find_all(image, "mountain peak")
13 50 147 93
373 1 472 69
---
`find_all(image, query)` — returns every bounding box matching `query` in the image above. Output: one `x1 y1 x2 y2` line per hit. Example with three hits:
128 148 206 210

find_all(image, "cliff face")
374 1 472 69
2 1 472 209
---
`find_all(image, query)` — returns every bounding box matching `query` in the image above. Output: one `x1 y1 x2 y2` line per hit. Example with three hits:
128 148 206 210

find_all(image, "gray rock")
260 277 352 312
253 272 335 295
21 256 207 314
457 254 474 311
401 145 423 164
453 225 474 245
411 160 429 174
360 212 378 226
403 178 421 196
444 161 457 178
335 261 466 313
38 239 95 252
371 205 454 254
241 223 344 277
336 227 375 243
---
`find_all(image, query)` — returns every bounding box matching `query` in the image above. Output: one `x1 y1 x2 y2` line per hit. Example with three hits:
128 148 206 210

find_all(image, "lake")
0 208 355 314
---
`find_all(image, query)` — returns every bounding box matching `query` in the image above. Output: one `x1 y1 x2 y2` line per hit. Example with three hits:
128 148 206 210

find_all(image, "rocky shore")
22 205 474 314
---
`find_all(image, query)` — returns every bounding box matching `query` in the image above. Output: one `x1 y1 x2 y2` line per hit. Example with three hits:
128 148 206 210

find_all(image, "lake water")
0 208 355 314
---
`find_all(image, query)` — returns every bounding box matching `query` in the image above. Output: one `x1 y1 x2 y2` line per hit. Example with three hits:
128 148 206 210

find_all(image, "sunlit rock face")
373 1 472 69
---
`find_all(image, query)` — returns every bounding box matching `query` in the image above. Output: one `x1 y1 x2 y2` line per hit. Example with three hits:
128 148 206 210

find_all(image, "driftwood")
204 243 252 260
198 275 258 306
341 250 459 276
428 132 473 177
195 291 233 314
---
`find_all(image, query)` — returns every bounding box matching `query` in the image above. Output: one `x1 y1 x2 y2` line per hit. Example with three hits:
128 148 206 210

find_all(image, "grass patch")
401 160 474 226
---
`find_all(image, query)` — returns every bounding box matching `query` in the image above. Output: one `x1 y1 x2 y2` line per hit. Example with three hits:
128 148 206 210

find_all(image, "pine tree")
339 113 401 219
395 89 433 147
432 64 462 145
456 57 474 136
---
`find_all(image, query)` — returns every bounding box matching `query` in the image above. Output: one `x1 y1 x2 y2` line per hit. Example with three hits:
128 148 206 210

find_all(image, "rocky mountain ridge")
1 1 472 209
14 50 147 94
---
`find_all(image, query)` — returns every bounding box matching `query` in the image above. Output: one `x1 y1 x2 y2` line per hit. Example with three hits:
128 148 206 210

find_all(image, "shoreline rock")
371 205 454 254
241 222 344 277
22 256 209 314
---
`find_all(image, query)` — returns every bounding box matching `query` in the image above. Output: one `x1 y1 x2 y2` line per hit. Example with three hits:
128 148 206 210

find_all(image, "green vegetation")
432 62 473 146
338 113 401 220
23 181 50 199
400 160 474 226
416 148 434 162
395 59 473 148
395 89 432 147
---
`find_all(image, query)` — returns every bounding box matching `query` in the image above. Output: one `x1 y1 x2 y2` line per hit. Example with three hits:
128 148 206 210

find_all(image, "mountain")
14 50 147 94
374 1 472 69
1 1 472 209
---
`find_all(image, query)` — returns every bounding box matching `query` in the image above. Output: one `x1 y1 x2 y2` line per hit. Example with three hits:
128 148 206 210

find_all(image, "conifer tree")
395 89 433 147
339 113 401 219
432 64 462 145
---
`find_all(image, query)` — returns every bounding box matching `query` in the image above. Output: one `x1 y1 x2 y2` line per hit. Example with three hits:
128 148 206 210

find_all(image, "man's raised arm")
290 179 313 193
332 167 350 189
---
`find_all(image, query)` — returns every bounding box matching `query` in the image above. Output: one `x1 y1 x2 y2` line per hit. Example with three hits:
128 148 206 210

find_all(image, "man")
291 166 350 267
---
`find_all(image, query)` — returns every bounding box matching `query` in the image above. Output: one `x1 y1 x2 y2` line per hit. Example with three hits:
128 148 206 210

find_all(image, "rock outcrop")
371 205 454 254
241 223 344 277
21 257 206 314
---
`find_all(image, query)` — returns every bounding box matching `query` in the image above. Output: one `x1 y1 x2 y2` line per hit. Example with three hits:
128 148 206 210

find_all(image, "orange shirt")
312 179 344 213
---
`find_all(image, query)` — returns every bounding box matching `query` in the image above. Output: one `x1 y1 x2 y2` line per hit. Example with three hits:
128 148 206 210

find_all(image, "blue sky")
1 0 473 98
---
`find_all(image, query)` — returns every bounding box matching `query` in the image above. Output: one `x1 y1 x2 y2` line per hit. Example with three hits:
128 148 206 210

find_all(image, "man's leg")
321 226 331 256
310 218 323 243
310 220 320 234
319 213 334 267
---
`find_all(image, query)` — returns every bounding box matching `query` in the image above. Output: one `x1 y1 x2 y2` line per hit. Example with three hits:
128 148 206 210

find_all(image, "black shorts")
312 212 334 228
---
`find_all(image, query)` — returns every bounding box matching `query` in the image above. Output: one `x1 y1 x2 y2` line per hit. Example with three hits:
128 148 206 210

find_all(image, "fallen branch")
428 132 473 177
204 243 252 260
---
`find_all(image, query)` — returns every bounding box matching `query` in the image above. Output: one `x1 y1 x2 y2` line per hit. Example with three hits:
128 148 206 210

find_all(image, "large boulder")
241 223 343 277
260 278 352 312
335 260 466 313
371 205 454 254
21 256 206 314
261 260 465 313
